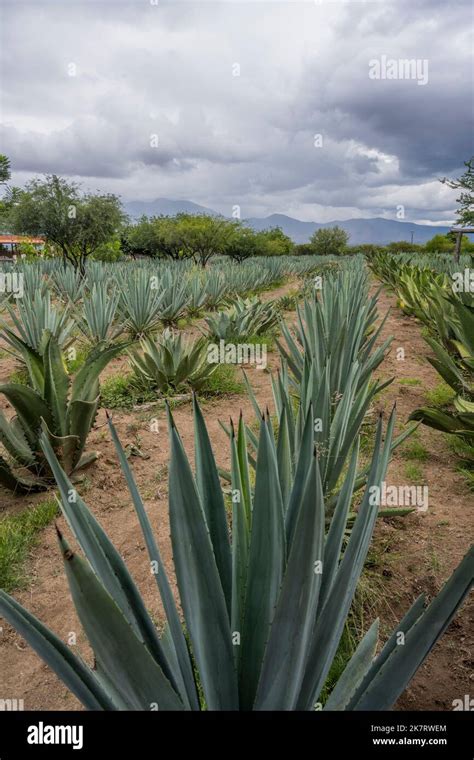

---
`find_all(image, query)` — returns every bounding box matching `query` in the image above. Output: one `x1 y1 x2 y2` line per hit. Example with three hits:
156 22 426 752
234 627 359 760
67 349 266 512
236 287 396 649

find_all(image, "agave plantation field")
0 251 472 712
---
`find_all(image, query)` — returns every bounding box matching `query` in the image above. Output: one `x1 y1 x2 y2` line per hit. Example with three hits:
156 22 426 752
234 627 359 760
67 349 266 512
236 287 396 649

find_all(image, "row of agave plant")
0 264 472 710
0 256 349 492
369 251 474 456
0 254 340 322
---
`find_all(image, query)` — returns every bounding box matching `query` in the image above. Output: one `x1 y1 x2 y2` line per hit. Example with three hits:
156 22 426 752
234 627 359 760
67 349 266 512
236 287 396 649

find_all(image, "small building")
0 234 45 261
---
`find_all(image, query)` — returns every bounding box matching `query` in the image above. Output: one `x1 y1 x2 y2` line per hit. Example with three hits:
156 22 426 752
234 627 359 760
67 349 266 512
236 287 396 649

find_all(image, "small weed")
9 367 29 386
100 373 156 410
0 499 59 592
202 364 244 396
404 462 424 481
399 377 422 387
425 382 456 408
401 438 429 462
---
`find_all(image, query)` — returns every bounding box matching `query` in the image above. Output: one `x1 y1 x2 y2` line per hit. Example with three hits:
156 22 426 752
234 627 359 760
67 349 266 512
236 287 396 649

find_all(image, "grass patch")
401 438 429 462
425 382 456 408
9 367 30 386
399 377 422 387
100 373 157 410
404 462 424 482
0 499 59 592
202 364 244 396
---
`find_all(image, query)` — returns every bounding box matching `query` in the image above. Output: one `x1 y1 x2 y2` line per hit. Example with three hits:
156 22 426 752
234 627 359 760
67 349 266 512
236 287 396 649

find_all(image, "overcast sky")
0 0 472 223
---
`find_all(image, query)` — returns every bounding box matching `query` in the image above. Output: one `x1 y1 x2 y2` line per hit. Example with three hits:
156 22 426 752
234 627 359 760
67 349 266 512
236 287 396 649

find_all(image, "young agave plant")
186 273 208 316
0 398 471 710
0 333 125 492
156 270 190 327
204 296 279 341
129 328 216 393
237 271 410 500
1 288 75 358
76 283 124 345
204 270 228 310
116 271 164 339
52 266 87 303
410 296 474 446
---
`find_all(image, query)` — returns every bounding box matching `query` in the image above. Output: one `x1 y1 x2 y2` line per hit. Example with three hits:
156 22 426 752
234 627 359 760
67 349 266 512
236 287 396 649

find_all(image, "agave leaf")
254 454 324 710
324 619 379 710
0 589 118 710
0 383 54 447
71 343 126 402
67 398 100 471
39 432 177 692
285 405 315 545
106 415 199 710
296 416 386 710
0 454 45 493
0 409 35 466
43 334 69 437
319 439 359 608
193 395 232 615
1 328 45 393
168 408 238 710
57 530 183 711
351 546 474 710
345 596 426 710
239 416 286 709
230 420 250 664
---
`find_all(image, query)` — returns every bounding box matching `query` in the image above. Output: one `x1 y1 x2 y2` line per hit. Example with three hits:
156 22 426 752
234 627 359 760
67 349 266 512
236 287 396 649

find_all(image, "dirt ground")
0 276 472 711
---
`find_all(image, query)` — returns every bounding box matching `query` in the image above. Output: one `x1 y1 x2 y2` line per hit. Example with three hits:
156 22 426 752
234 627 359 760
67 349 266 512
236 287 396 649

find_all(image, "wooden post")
454 232 462 263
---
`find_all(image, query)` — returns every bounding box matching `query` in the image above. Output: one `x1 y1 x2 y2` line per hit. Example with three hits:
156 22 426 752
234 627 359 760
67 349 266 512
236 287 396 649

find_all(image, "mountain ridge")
123 199 452 244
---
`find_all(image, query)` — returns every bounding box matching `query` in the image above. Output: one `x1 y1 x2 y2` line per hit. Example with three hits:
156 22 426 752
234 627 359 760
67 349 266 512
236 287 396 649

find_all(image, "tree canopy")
9 175 124 273
441 157 474 227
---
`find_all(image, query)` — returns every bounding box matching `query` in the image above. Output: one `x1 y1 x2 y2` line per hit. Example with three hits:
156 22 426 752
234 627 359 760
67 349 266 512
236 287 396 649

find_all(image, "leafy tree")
441 157 474 226
293 242 316 256
224 223 259 263
310 226 349 256
385 241 425 254
92 237 123 262
0 155 11 184
255 227 294 256
425 233 474 254
10 175 124 273
121 216 161 258
177 214 233 267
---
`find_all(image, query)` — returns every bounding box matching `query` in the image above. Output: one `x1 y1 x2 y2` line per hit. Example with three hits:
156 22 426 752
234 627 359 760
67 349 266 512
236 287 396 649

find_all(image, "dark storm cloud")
0 0 472 221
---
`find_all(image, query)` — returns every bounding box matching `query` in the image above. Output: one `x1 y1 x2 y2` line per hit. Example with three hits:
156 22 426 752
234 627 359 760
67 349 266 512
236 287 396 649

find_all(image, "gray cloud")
0 0 472 222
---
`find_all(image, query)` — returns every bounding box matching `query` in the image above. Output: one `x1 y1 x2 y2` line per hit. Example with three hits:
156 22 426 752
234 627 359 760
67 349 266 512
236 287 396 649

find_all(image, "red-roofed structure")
0 234 45 259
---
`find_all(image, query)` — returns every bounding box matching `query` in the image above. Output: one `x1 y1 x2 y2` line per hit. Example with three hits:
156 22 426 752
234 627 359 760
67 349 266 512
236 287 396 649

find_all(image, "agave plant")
204 296 279 341
0 333 125 492
156 269 190 326
129 328 216 393
1 288 75 358
0 399 472 710
410 295 474 445
234 271 412 501
186 272 208 316
204 270 228 309
76 283 124 345
52 266 87 303
116 271 163 338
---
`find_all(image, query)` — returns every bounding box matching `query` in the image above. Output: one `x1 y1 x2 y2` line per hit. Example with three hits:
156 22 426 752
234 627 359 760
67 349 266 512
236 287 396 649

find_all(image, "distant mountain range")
123 199 451 245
